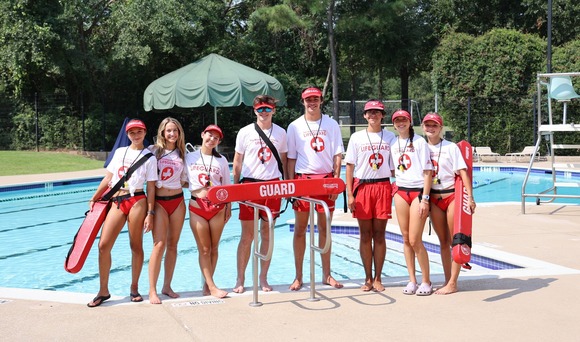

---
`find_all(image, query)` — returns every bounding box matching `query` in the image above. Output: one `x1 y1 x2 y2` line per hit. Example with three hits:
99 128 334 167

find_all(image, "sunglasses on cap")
256 107 273 113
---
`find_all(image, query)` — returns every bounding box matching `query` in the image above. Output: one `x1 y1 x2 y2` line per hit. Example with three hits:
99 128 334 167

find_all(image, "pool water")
0 167 578 296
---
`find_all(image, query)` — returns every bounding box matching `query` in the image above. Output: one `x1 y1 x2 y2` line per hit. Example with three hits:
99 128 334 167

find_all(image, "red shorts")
156 192 184 216
292 173 336 213
111 191 146 215
430 189 455 211
238 178 282 220
393 186 423 206
239 198 281 221
189 196 225 221
352 179 392 220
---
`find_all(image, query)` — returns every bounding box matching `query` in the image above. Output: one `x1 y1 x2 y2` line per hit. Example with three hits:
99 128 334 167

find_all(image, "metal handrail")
239 201 274 307
292 196 331 301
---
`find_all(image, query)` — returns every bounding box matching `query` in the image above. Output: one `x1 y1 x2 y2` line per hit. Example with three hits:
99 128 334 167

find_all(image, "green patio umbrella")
143 53 286 124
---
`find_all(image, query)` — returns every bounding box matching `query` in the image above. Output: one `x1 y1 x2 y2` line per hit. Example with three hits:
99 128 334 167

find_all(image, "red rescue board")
64 200 111 273
206 178 346 204
452 140 473 266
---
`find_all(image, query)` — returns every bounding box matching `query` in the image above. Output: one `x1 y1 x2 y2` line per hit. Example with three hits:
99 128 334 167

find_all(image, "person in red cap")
389 109 434 296
345 100 395 292
147 117 188 304
184 124 231 298
87 119 158 307
286 86 345 290
421 112 476 295
232 95 288 294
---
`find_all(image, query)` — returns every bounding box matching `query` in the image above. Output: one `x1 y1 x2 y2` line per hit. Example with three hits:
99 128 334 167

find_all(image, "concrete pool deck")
1 165 580 341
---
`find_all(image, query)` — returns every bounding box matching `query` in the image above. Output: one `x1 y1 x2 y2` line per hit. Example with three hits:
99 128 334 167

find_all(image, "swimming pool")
0 166 578 296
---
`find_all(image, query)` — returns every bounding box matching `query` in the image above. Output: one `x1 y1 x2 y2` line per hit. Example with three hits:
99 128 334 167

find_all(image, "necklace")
159 148 176 160
200 152 214 187
365 128 384 171
397 136 410 172
304 115 323 152
432 139 443 184
122 147 144 187
258 126 274 164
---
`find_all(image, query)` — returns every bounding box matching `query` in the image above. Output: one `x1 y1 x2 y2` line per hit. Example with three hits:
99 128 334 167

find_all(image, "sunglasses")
255 107 273 113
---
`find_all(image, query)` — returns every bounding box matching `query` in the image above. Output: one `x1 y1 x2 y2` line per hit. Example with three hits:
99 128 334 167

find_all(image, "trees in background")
0 0 578 152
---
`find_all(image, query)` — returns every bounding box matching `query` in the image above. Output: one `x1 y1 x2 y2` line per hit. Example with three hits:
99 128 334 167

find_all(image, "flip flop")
87 294 111 308
402 282 418 295
130 292 144 302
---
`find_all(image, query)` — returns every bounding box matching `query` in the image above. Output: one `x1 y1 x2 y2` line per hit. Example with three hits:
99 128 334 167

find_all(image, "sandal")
87 294 111 308
416 282 433 296
402 282 418 295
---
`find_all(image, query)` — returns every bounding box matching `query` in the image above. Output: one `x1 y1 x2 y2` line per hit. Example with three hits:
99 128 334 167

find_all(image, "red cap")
125 119 146 132
364 100 385 112
253 103 275 109
301 87 322 99
391 109 411 122
422 113 443 126
203 124 223 139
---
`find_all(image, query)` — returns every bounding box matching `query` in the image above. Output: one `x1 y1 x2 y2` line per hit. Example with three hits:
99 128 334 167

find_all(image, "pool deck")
2 163 580 341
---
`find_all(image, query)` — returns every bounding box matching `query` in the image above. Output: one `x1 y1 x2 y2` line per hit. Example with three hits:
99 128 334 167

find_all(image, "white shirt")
154 148 187 190
345 128 395 179
427 139 467 190
235 123 287 180
106 147 158 195
184 150 231 191
389 135 433 188
287 114 344 174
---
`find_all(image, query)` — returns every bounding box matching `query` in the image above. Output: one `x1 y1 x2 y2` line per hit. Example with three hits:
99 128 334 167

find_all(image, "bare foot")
260 279 272 292
232 280 245 294
149 292 162 304
210 287 228 299
289 279 303 291
203 283 211 296
435 283 458 295
323 275 344 289
373 280 385 292
161 287 180 299
361 281 373 292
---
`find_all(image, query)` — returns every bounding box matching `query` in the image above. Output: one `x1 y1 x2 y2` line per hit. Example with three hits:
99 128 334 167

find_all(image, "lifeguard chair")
521 72 580 213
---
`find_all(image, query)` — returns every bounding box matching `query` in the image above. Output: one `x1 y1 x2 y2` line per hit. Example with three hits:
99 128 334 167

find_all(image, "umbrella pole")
214 106 217 125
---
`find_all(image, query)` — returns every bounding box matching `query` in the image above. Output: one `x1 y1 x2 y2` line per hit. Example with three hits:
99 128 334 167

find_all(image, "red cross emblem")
161 167 174 181
258 147 272 163
368 154 384 168
310 137 325 152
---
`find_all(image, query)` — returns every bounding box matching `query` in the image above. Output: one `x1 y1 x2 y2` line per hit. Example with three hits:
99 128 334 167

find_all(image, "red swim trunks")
292 173 335 213
352 179 392 220
238 178 282 220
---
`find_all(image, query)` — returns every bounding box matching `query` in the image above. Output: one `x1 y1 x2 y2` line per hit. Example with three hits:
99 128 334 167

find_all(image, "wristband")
147 210 155 216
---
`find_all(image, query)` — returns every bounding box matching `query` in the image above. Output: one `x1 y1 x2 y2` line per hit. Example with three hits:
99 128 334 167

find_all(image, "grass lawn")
0 151 103 176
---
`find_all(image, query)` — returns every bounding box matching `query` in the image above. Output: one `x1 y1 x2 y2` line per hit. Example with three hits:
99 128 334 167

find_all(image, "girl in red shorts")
184 125 232 298
345 100 395 292
147 117 187 304
422 113 476 294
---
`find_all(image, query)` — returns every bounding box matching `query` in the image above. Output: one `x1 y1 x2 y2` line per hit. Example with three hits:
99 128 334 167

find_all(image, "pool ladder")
243 197 332 306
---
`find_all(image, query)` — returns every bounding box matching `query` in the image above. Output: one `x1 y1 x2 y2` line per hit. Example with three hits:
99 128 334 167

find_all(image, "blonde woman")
148 117 187 304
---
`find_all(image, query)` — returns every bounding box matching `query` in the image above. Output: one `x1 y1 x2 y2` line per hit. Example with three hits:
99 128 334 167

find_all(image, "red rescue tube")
65 200 111 273
452 140 473 266
206 178 346 204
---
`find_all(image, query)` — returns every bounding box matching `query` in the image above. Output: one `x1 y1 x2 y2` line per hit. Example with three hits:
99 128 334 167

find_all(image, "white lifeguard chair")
521 72 580 213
